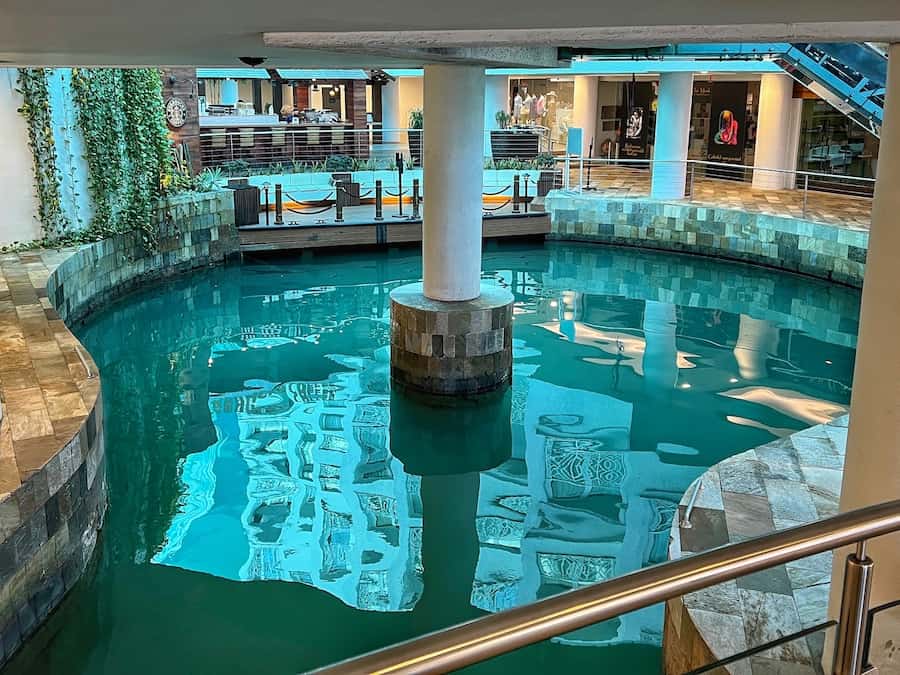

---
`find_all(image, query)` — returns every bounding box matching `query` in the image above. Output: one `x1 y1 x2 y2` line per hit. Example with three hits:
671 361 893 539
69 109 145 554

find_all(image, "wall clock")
165 97 188 129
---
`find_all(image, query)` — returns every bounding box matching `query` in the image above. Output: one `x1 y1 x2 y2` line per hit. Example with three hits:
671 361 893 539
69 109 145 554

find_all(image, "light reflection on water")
147 243 856 650
6 243 860 675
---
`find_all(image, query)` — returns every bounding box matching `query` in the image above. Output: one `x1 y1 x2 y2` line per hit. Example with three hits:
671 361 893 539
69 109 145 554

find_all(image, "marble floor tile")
739 589 810 664
723 492 776 541
764 480 819 524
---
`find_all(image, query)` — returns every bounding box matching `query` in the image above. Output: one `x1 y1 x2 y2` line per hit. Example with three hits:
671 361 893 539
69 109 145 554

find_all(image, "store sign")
706 82 748 164
621 82 654 160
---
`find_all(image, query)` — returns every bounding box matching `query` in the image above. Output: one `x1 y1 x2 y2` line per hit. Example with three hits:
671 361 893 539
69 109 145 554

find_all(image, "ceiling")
1 0 899 67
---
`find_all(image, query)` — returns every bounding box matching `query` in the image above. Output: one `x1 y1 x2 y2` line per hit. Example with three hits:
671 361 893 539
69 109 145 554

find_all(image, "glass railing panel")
685 621 836 675
865 600 900 673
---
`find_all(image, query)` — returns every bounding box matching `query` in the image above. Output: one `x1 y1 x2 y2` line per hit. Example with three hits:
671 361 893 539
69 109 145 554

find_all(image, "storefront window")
797 99 879 178
508 78 575 152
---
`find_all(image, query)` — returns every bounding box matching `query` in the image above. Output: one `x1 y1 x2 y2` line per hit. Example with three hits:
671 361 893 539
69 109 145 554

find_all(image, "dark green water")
7 242 859 675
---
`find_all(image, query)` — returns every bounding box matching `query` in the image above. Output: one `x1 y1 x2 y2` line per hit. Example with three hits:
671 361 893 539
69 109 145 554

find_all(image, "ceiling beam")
266 21 900 50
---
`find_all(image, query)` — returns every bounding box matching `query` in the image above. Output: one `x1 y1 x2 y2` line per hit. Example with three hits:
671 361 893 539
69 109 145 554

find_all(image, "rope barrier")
384 189 409 197
482 199 512 211
482 185 512 196
286 204 334 215
284 190 335 205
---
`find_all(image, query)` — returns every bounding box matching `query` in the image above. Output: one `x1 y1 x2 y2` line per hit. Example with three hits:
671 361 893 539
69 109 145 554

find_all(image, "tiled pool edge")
0 190 238 666
662 415 849 675
546 193 868 288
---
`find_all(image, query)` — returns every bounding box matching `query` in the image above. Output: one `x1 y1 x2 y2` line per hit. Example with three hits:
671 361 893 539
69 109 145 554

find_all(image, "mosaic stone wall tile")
0 189 238 667
546 193 868 288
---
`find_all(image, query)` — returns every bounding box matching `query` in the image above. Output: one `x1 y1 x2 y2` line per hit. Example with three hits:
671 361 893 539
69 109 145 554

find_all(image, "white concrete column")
0 69 41 246
642 300 679 392
752 73 795 190
650 72 693 200
733 314 779 380
422 65 486 302
573 76 599 157
380 77 401 144
483 74 509 156
829 42 900 652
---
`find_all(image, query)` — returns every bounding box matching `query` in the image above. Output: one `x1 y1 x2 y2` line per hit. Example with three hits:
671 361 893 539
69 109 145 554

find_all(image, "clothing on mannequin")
522 93 534 121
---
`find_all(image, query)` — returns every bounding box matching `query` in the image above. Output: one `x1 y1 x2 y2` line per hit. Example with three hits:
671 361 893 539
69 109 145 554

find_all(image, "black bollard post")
513 174 521 213
412 178 420 219
396 152 405 218
264 185 271 225
274 183 284 225
523 174 529 213
335 181 345 223
375 179 384 221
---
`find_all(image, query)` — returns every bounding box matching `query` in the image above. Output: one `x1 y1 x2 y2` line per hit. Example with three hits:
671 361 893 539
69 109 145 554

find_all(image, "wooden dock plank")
239 214 549 252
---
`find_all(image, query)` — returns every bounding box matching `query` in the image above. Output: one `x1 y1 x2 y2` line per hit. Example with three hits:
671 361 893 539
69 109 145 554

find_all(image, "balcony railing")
311 499 900 675
198 126 552 174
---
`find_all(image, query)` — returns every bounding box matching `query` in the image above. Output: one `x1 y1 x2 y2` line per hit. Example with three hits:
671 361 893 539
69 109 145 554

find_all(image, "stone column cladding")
390 282 514 395
0 188 239 667
573 76 599 157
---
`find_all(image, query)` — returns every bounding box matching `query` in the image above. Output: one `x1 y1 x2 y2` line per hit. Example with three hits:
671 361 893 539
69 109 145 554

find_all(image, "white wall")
0 69 42 245
398 76 423 129
47 68 93 231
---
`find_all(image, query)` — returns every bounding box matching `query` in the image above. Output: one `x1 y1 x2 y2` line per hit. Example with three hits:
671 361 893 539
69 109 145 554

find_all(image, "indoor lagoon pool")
7 242 860 675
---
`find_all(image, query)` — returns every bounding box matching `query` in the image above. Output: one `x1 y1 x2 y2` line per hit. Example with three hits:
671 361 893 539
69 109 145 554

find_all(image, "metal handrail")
567 156 877 187
312 499 900 675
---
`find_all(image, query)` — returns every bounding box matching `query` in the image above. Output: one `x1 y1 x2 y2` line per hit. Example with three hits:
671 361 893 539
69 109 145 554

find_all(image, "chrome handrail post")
689 161 696 199
564 155 571 191
833 541 875 675
803 174 810 218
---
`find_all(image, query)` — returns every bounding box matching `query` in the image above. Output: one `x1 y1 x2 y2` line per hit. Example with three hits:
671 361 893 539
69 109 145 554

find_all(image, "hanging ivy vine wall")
16 68 71 239
70 68 172 247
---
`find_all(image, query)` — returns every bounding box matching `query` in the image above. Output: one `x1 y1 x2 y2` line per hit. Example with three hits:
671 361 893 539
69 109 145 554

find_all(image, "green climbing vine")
71 68 172 247
122 69 171 248
16 68 70 239
71 68 129 235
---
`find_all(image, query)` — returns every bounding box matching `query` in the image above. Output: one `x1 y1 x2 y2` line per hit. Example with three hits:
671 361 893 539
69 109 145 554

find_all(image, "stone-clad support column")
650 72 693 200
829 42 900 662
390 65 513 396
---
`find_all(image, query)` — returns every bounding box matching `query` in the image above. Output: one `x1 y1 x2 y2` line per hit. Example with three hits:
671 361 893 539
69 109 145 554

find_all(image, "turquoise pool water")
6 242 859 675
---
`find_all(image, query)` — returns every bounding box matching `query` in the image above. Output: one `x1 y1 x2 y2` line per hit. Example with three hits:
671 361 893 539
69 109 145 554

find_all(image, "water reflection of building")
153 347 425 613
472 374 702 648
149 258 855 647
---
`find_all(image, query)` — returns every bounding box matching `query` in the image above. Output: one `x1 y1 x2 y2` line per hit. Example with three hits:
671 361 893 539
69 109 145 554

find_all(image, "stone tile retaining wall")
663 416 848 675
49 191 239 324
546 193 869 288
0 189 238 667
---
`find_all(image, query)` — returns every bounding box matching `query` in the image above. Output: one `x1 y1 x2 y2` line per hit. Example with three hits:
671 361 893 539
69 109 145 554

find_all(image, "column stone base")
390 282 513 395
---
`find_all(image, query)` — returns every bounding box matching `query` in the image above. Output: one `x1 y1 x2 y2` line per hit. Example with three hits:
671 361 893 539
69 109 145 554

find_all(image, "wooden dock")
238 212 550 252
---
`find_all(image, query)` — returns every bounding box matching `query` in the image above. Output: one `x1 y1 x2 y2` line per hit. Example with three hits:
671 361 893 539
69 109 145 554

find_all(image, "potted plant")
407 108 423 167
495 110 511 129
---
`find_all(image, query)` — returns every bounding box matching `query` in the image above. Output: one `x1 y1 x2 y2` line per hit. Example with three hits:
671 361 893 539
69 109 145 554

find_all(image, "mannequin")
522 91 534 123
535 94 546 120
512 86 523 124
